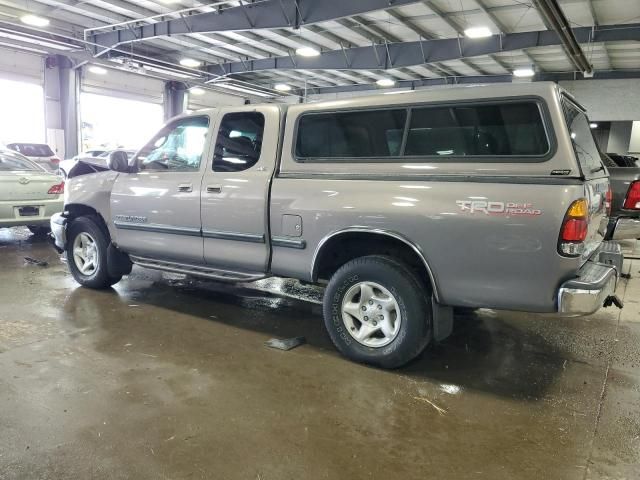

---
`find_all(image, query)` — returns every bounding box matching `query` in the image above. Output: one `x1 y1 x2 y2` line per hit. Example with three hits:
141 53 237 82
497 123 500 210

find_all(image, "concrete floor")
0 227 639 480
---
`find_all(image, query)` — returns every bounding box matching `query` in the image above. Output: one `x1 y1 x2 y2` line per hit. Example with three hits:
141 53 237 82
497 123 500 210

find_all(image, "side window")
563 101 602 175
295 109 407 159
404 102 550 157
136 116 209 171
213 112 265 172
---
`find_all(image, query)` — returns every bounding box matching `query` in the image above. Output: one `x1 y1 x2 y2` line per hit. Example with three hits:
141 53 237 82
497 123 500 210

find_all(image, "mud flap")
107 243 133 277
432 296 454 342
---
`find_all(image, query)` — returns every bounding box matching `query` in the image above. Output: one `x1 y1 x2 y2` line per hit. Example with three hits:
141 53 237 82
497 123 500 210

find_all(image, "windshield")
562 100 603 177
0 151 41 171
7 143 55 157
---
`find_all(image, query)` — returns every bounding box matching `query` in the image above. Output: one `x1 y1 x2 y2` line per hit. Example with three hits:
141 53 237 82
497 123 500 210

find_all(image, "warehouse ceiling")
0 0 639 99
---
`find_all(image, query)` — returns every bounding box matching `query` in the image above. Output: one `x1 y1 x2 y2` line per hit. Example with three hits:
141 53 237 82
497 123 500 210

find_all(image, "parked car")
600 152 640 240
6 143 61 172
50 82 623 368
0 149 64 235
59 150 136 179
607 153 640 168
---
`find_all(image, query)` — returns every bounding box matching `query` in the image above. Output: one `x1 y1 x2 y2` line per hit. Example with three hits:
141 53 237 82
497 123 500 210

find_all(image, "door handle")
207 185 222 194
177 183 193 192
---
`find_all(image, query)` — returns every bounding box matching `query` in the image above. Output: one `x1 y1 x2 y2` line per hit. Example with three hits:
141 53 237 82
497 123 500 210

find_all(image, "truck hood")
67 159 110 179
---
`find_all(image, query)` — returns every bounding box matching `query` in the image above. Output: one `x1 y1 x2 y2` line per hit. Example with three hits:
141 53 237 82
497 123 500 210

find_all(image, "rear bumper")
0 198 63 228
610 217 640 240
557 241 623 315
50 212 67 253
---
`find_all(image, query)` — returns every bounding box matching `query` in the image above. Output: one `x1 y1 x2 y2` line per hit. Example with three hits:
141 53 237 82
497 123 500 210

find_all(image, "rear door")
562 98 609 259
200 105 281 273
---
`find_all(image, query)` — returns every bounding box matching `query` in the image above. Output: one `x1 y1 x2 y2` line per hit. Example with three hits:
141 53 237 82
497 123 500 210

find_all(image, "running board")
129 255 266 282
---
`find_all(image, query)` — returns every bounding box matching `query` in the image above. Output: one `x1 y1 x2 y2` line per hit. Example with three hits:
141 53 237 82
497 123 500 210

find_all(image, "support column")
43 54 80 159
164 81 188 120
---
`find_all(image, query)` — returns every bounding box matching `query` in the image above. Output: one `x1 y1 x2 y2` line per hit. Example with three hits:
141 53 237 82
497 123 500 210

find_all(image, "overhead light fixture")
513 68 535 78
190 87 205 95
295 46 320 57
464 26 492 39
21 14 50 28
88 65 107 75
180 58 202 68
0 30 75 51
590 123 598 129
274 83 291 92
376 78 396 87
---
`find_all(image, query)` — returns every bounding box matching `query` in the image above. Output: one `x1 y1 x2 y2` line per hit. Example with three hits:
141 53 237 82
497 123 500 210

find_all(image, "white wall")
608 122 633 154
629 121 640 154
559 79 640 122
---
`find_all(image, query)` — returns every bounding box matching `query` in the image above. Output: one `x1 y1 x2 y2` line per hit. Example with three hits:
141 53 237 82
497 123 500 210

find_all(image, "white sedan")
0 149 64 235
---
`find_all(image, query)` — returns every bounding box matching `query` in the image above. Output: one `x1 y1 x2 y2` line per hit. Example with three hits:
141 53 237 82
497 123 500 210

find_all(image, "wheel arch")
311 228 440 302
65 203 112 239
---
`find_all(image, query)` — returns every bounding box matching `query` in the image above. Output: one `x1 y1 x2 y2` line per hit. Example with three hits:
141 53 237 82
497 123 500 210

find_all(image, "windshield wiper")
591 165 605 174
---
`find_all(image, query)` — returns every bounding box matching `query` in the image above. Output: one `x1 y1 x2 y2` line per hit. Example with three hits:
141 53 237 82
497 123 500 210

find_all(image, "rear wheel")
66 216 121 288
27 225 50 236
323 255 432 368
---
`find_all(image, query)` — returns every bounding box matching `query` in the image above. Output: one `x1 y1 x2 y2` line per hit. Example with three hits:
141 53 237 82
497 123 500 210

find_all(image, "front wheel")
66 216 122 289
323 255 432 368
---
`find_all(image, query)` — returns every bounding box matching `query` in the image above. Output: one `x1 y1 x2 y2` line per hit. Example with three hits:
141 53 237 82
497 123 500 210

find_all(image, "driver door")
110 114 213 264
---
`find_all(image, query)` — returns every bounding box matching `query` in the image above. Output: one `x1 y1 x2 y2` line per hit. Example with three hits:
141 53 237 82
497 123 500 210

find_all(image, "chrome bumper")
50 212 67 253
558 241 623 316
611 217 640 240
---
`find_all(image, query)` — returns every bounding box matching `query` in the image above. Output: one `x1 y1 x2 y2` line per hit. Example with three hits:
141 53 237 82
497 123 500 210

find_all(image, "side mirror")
107 150 130 173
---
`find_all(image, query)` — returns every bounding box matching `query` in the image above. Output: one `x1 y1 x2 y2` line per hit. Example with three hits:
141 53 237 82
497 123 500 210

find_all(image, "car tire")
323 255 432 369
66 216 122 289
27 225 51 236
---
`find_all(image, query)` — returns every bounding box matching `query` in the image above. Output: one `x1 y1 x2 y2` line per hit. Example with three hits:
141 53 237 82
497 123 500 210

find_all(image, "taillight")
48 182 64 195
623 181 640 210
559 198 589 256
50 157 60 165
605 186 613 216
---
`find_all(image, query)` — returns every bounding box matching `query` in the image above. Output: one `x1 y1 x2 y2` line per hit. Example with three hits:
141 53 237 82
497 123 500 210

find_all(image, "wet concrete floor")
0 226 639 479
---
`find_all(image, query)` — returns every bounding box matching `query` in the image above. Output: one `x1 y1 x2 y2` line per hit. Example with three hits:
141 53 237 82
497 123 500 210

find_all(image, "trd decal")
456 200 542 216
114 215 148 223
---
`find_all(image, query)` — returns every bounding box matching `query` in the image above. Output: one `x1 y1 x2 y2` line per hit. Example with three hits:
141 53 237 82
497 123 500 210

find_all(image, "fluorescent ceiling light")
21 15 50 28
190 87 205 95
213 82 274 98
513 68 535 78
590 123 598 129
179 58 202 68
464 26 492 39
376 78 395 87
0 40 47 54
296 46 320 57
274 83 291 92
0 30 74 51
141 64 200 79
89 65 107 75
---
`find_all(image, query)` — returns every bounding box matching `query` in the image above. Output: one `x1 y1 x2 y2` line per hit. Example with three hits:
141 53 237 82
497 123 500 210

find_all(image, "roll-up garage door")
187 89 244 112
80 68 164 151
0 51 45 144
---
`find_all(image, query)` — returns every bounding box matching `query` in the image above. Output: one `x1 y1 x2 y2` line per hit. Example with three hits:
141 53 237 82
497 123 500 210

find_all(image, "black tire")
323 255 432 368
66 216 122 289
28 225 51 236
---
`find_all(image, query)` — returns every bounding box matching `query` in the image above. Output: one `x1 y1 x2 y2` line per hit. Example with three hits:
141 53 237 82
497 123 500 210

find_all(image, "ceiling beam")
88 0 424 50
210 23 640 74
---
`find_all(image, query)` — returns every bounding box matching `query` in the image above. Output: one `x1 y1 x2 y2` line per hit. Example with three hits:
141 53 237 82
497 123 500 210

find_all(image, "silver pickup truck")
51 82 624 368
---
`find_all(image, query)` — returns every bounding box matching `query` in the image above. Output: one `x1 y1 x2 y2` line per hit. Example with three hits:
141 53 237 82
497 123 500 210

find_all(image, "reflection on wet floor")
0 227 639 480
